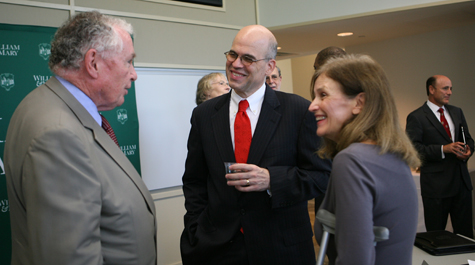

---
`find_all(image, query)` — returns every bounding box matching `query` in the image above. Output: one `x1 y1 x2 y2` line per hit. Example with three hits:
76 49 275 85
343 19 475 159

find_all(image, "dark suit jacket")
406 102 473 198
4 77 157 265
180 85 332 265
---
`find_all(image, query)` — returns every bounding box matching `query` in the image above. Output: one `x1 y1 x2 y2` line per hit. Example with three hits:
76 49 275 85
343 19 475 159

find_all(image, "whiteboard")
135 68 224 190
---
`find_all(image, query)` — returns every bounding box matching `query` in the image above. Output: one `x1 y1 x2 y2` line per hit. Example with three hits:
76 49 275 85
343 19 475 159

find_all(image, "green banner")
0 23 141 263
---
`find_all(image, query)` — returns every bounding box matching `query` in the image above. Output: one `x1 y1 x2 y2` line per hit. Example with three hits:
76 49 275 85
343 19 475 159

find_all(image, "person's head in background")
426 75 452 107
265 66 282 90
309 54 420 168
311 46 347 99
195 72 230 105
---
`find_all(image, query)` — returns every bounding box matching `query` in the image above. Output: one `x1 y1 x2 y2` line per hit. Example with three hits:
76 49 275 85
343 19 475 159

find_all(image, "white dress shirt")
426 100 454 158
229 83 266 150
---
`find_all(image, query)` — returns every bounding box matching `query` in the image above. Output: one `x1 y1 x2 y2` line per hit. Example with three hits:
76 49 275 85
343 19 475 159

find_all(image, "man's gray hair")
49 11 133 74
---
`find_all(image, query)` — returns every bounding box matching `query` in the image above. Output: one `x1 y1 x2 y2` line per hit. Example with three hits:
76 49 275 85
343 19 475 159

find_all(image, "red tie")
234 100 252 163
101 114 120 147
438 108 452 139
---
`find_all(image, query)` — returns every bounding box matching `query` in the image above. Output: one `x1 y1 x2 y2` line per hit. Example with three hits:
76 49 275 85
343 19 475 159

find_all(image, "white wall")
275 59 293 93
290 54 318 100
257 0 470 28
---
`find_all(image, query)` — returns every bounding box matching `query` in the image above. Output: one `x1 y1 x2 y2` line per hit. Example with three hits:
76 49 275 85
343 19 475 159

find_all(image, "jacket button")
240 209 245 215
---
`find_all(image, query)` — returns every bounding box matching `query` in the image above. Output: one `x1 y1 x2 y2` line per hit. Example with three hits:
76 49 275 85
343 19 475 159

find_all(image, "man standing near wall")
406 75 473 238
4 11 157 264
180 25 332 265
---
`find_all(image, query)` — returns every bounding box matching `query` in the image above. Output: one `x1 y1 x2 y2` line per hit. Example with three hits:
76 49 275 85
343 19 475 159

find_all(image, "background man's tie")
438 107 452 139
101 114 120 147
234 100 251 163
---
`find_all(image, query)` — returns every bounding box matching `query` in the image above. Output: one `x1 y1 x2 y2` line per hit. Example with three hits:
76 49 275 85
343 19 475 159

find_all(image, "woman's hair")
311 54 420 168
196 72 225 105
49 11 133 74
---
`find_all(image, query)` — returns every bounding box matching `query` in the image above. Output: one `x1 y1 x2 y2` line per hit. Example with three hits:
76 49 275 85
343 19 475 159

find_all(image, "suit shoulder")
446 104 463 113
190 94 226 120
274 91 311 107
407 104 426 117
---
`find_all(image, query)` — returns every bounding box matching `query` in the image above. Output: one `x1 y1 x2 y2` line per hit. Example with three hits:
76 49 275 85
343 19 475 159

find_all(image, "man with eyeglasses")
180 25 332 265
406 75 474 239
265 66 282 91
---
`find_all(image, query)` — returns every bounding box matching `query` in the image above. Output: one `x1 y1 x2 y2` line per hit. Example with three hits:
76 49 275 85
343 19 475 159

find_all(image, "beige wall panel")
258 0 469 28
76 0 256 27
127 17 238 67
290 53 317 100
275 59 293 93
0 3 69 27
346 23 475 170
151 188 186 265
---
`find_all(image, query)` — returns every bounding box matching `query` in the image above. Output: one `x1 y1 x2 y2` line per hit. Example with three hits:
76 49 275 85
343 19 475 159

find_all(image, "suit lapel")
211 86 282 165
422 103 452 142
211 93 235 163
45 77 156 215
446 105 461 142
247 86 281 165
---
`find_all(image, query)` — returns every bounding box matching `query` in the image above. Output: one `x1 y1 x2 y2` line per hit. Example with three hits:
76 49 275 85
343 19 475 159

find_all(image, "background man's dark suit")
180 86 332 265
406 103 474 237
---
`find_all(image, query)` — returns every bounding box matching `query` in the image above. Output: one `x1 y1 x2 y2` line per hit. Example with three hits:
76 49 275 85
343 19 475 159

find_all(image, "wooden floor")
308 199 329 265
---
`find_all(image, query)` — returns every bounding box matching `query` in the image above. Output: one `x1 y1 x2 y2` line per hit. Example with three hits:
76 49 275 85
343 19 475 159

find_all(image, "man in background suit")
180 25 332 265
4 11 157 264
265 65 282 91
406 75 473 238
311 46 347 99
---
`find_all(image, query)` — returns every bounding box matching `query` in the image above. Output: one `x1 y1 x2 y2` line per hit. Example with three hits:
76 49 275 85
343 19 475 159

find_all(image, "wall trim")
151 186 184 200
134 62 225 70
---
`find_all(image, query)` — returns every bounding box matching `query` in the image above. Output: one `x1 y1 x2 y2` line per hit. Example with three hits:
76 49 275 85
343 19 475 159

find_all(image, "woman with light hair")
195 72 230 105
310 54 420 265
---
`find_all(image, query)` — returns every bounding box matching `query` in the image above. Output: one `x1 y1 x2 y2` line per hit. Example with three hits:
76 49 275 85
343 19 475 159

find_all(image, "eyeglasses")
266 74 280 81
212 81 229 86
224 51 270 66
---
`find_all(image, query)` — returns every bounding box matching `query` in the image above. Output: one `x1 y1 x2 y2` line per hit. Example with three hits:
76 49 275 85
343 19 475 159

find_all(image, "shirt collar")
426 100 445 113
56 76 102 125
230 83 266 115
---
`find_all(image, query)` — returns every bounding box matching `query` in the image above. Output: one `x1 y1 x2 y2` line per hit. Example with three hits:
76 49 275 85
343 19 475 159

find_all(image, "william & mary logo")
38 43 51 60
1 73 15 91
0 44 20 56
117 109 128 125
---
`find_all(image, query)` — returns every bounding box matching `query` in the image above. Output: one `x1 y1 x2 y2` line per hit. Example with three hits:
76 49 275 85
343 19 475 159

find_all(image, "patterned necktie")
101 114 120 147
234 100 252 163
438 108 452 139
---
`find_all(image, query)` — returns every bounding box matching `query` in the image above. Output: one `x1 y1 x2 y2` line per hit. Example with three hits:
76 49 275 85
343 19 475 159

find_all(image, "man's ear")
266 59 276 76
352 92 365 115
428 85 436 95
84 49 99 79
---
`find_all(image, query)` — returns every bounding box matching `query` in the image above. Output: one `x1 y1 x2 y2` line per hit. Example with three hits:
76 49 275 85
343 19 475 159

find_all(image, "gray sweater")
315 143 418 265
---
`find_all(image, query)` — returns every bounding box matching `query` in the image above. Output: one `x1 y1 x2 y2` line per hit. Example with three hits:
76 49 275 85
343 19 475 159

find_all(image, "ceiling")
270 1 475 59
